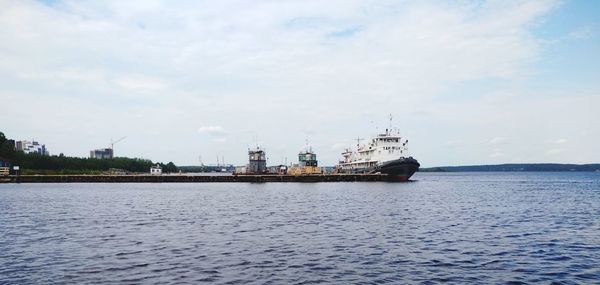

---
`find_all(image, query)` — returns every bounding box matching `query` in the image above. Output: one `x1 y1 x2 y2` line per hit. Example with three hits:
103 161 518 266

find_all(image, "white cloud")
198 126 227 137
3 0 598 166
444 140 463 147
554 138 567 144
568 26 593 40
489 137 507 145
114 77 167 91
330 142 349 151
490 150 504 158
545 148 565 156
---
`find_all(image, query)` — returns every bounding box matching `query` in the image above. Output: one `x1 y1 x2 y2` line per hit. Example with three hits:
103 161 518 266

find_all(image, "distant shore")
419 163 600 172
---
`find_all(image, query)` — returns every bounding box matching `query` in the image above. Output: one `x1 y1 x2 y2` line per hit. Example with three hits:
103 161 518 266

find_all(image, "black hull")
339 157 420 181
373 157 420 181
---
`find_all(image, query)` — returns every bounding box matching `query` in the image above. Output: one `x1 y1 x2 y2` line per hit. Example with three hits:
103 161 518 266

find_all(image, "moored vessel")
235 146 268 174
288 146 322 176
336 119 419 181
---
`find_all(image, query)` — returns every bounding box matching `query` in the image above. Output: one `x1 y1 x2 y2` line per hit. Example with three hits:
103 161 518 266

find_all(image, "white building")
150 164 162 175
15 140 49 155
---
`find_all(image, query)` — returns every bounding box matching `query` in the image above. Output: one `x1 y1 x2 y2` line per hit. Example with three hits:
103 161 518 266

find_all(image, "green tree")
163 162 178 173
1 130 180 174
0 131 16 160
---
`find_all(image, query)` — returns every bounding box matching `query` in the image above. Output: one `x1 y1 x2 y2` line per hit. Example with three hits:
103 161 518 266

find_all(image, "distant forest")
0 131 178 174
420 164 600 172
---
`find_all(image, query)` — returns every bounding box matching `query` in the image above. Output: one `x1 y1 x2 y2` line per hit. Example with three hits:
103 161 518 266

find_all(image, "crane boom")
110 136 127 158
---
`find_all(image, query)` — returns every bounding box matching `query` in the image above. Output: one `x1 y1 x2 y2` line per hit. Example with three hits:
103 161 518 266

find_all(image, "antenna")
305 136 312 152
356 137 363 147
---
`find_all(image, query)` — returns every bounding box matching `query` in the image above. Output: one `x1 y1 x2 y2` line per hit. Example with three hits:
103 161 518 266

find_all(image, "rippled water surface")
1 172 599 284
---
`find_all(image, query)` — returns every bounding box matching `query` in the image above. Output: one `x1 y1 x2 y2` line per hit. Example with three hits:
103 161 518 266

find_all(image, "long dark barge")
1 174 402 183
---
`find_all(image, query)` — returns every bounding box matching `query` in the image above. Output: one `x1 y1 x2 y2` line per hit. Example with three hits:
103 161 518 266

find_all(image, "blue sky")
1 0 599 167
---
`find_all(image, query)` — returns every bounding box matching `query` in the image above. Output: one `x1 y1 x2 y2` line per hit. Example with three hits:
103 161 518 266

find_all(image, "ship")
288 146 322 176
336 120 420 181
235 146 268 174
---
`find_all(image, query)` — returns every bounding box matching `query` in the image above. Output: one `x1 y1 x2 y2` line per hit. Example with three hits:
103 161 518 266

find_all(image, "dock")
2 174 394 183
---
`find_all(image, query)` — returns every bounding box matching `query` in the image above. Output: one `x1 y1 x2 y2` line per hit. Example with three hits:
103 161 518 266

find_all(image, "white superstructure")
339 127 410 173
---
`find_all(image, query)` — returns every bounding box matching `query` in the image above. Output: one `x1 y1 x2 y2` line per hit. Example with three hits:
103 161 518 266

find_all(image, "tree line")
420 164 600 172
0 131 178 174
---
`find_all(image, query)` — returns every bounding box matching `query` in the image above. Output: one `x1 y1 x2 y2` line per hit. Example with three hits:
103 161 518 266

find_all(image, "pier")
2 174 393 183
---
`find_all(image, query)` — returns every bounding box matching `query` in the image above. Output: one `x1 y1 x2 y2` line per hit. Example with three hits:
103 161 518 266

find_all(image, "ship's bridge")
355 131 409 161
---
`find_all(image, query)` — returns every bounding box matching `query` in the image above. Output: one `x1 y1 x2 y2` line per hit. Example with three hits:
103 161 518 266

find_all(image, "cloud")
545 148 565 155
330 142 349 151
554 138 567 144
327 26 362 38
114 76 167 91
568 26 593 40
4 0 598 166
198 126 227 137
489 137 507 145
490 150 504 158
199 125 228 143
444 140 463 147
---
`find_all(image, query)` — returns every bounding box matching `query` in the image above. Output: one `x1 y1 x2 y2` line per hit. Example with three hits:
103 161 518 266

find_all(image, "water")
1 172 599 284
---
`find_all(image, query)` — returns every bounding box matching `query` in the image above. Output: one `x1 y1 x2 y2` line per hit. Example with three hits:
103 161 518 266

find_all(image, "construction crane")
110 136 126 158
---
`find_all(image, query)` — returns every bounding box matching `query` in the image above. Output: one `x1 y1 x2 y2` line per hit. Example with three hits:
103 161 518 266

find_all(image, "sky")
1 0 599 167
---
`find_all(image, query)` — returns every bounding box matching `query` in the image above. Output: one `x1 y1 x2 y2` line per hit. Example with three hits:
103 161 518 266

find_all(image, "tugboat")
336 116 420 181
235 146 268 174
288 146 322 176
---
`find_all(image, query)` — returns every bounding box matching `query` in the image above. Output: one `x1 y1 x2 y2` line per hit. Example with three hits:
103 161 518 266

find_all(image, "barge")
3 174 394 183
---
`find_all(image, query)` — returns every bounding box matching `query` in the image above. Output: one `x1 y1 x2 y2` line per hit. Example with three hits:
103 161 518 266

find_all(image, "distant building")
150 164 162 175
15 140 49 155
90 148 113 159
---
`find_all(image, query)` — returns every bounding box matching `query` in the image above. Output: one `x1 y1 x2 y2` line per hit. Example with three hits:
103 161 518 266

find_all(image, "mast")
388 114 393 135
356 137 363 147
